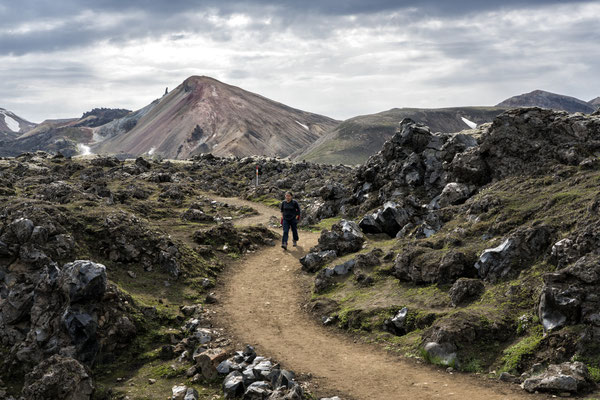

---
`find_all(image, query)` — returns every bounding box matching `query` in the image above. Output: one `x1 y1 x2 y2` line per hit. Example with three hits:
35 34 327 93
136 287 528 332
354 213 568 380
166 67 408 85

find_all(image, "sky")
0 0 599 123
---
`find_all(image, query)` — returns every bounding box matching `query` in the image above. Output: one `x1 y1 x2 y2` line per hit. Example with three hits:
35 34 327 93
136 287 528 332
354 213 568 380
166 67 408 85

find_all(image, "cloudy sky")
0 0 599 122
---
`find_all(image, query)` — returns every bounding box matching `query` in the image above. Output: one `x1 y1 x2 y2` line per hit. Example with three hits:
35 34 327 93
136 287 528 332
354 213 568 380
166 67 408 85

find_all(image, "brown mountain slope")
295 107 505 165
93 76 340 159
497 89 595 114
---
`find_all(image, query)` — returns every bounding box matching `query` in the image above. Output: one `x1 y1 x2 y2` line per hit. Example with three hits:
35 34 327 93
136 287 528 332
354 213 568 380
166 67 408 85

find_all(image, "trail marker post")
256 165 259 187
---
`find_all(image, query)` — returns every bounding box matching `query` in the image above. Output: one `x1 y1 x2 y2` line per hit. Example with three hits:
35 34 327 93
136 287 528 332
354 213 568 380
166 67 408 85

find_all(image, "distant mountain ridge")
92 76 340 159
496 90 596 114
295 107 506 165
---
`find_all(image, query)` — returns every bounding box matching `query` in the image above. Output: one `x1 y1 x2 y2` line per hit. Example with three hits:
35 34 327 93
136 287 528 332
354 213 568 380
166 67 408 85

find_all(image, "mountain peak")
93 76 339 159
496 90 595 114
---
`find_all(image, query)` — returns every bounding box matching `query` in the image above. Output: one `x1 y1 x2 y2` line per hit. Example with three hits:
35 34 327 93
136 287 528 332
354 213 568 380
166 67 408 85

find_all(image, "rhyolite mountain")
295 107 505 165
0 108 131 157
589 97 600 109
497 90 596 114
0 108 37 141
92 76 340 159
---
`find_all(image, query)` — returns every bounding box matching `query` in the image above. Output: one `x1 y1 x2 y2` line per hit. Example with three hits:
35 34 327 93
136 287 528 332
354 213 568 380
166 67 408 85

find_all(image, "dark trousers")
282 218 299 245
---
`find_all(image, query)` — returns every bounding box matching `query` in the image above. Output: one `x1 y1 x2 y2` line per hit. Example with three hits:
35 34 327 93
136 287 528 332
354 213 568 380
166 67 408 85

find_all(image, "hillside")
590 97 600 109
92 76 340 159
296 107 504 165
497 89 596 113
0 108 128 157
0 108 36 141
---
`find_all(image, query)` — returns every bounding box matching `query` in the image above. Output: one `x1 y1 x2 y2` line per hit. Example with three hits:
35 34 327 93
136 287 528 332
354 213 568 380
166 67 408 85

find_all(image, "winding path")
216 196 536 400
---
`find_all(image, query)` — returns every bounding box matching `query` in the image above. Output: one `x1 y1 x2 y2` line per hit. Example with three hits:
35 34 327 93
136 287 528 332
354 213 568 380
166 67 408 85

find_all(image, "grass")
499 326 544 374
306 216 343 232
248 194 281 208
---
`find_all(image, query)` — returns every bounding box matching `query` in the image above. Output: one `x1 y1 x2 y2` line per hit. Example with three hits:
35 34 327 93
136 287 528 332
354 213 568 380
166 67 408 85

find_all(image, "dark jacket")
281 199 301 221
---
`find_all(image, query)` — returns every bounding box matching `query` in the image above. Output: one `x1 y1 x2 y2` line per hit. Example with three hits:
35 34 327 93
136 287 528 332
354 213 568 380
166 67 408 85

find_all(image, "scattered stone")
172 385 188 400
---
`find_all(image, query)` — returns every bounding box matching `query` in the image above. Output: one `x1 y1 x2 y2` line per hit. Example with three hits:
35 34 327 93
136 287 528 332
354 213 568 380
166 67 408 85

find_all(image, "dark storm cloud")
0 0 583 55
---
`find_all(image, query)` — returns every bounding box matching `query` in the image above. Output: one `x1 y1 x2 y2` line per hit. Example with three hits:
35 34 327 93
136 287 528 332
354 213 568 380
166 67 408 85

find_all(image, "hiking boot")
281 243 287 250
293 241 297 247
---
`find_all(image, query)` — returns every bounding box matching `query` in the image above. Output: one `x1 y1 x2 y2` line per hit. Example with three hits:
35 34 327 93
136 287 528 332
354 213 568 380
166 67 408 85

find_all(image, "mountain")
295 107 505 165
0 108 130 157
0 108 36 141
496 90 596 114
589 97 600 109
93 76 340 159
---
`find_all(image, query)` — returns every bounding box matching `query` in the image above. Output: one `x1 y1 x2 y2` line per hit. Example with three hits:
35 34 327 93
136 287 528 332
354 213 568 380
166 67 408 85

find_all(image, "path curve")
216 196 537 400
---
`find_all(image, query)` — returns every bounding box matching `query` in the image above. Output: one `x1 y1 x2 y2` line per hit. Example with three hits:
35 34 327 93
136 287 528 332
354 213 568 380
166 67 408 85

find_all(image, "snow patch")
461 117 477 129
211 86 218 97
1 112 20 132
295 121 309 130
77 144 92 156
148 147 156 156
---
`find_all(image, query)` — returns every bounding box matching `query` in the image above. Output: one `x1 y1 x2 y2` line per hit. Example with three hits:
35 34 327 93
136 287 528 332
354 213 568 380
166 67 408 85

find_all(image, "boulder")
223 371 245 398
448 278 485 306
184 387 199 400
475 226 553 283
384 307 409 335
375 202 410 237
393 248 474 284
10 218 35 244
521 362 595 394
358 202 411 237
358 214 382 234
244 381 272 399
312 220 365 256
21 355 94 400
538 255 600 332
299 250 337 273
422 342 457 367
172 385 188 400
61 308 99 364
438 182 474 208
59 260 107 303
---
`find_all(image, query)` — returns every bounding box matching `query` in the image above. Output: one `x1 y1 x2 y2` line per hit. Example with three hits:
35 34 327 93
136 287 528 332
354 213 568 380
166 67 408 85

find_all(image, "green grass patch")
499 325 544 374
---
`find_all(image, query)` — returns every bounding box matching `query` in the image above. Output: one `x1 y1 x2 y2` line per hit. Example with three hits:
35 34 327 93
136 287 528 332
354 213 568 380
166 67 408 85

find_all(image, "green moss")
588 366 600 383
307 216 343 232
420 347 457 369
499 325 544 374
248 194 280 208
150 364 187 379
461 358 484 373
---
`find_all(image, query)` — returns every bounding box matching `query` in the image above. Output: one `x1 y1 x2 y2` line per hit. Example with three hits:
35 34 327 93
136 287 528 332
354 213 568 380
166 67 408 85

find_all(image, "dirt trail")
216 196 536 400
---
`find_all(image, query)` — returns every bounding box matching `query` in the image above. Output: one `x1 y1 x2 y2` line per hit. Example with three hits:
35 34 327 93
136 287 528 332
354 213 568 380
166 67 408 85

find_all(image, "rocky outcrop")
21 355 94 400
448 278 485 306
521 362 595 394
538 255 600 332
311 220 365 256
450 108 600 185
475 226 553 283
393 248 476 284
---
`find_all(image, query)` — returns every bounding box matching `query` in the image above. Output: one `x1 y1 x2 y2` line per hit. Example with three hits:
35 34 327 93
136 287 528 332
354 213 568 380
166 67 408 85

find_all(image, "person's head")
285 191 292 202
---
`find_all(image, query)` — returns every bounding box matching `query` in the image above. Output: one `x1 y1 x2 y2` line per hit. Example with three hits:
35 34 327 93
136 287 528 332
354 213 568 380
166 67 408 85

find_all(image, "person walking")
280 191 300 250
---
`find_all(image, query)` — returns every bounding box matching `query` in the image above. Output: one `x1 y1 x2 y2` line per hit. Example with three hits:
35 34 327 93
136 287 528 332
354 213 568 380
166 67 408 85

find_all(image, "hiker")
280 191 300 250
